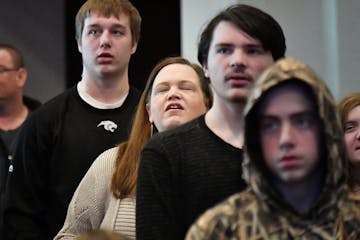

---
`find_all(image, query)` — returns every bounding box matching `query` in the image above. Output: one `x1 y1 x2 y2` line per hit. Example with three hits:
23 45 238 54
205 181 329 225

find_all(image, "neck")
350 164 360 194
205 99 246 148
0 96 28 130
273 167 325 213
80 71 130 104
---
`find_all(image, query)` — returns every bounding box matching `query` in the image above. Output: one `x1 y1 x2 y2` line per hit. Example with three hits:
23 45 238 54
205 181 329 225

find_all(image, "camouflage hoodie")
186 57 360 240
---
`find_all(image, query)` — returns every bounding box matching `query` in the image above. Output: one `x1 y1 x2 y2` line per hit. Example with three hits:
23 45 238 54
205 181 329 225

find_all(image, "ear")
131 39 138 54
16 68 27 87
202 62 210 78
146 103 153 123
130 42 138 55
77 40 83 53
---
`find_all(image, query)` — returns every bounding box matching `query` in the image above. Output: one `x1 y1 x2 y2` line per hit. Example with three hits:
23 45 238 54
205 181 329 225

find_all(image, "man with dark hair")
186 57 360 239
0 43 41 238
136 4 286 240
4 0 141 239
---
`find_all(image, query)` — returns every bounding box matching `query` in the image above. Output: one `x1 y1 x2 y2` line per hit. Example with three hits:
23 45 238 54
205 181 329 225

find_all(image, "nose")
356 126 360 140
167 87 181 100
279 122 295 151
230 49 247 70
100 31 111 49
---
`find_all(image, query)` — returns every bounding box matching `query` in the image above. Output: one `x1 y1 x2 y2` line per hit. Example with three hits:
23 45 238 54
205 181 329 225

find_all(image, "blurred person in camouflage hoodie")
186 57 360 240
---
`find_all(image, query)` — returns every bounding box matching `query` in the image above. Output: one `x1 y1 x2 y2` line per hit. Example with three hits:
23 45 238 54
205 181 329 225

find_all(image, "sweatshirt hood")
243 57 347 214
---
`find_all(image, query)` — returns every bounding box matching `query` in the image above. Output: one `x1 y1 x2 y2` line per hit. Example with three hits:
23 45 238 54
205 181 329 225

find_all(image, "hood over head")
243 57 347 213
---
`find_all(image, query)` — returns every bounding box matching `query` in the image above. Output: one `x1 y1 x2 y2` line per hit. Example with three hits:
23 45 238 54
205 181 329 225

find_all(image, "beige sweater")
54 147 135 240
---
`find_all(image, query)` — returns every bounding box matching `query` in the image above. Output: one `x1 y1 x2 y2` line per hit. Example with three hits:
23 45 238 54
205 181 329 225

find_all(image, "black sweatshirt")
4 86 140 240
136 115 247 240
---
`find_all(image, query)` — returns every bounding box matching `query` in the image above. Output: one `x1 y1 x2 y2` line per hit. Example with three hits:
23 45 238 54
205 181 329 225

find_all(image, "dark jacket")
0 95 41 239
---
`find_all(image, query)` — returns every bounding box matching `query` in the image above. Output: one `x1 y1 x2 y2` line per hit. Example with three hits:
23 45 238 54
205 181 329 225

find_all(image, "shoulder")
28 87 76 119
126 86 141 104
138 117 207 171
143 114 240 158
42 87 76 107
89 146 118 176
74 147 118 200
19 87 76 134
23 95 42 111
340 195 360 237
146 115 206 147
141 116 206 161
187 189 256 239
198 189 254 223
129 86 141 98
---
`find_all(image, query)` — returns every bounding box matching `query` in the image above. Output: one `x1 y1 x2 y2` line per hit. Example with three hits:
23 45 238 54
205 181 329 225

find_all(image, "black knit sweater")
136 115 247 240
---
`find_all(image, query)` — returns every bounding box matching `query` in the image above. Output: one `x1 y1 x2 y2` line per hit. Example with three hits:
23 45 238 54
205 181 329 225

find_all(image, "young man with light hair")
5 1 141 239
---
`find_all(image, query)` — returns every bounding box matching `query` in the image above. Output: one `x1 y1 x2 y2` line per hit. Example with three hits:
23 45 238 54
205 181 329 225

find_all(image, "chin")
165 120 184 131
279 172 306 183
350 157 360 165
229 95 247 103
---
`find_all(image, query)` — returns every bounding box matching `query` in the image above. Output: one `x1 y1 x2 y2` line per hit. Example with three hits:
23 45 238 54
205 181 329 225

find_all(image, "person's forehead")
261 83 314 114
153 64 199 85
83 12 130 27
347 105 360 121
211 21 261 46
0 49 13 65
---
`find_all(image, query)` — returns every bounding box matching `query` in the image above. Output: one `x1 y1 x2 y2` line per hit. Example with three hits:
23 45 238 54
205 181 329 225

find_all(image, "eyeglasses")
0 67 19 74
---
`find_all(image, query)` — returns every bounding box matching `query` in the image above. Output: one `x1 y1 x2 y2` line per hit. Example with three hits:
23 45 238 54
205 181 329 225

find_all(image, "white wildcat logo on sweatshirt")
97 120 118 132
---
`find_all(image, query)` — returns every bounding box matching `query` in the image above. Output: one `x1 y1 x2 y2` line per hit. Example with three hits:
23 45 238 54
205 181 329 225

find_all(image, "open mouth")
165 103 184 111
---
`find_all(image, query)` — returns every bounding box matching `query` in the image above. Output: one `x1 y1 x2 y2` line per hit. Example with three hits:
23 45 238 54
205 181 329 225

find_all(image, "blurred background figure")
338 93 360 195
0 43 41 238
186 57 360 240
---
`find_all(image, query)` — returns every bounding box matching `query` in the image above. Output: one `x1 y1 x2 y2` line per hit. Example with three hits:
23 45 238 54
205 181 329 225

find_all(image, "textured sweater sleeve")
136 136 182 240
54 148 117 240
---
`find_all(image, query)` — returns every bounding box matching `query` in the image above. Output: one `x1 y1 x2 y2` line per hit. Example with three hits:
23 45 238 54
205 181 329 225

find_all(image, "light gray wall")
181 0 360 101
0 0 65 103
1 1 358 102
338 0 360 99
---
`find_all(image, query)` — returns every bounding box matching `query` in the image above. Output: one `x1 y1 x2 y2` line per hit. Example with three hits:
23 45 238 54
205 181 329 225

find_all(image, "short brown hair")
75 0 141 46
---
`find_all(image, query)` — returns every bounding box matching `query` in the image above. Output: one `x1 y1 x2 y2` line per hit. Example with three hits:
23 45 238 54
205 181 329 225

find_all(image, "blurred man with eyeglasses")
0 43 41 238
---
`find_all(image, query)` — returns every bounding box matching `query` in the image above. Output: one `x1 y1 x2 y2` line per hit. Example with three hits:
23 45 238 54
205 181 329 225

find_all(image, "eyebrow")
215 42 263 48
215 43 233 48
155 80 196 86
260 111 316 119
0 65 13 69
85 23 127 29
345 120 359 125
